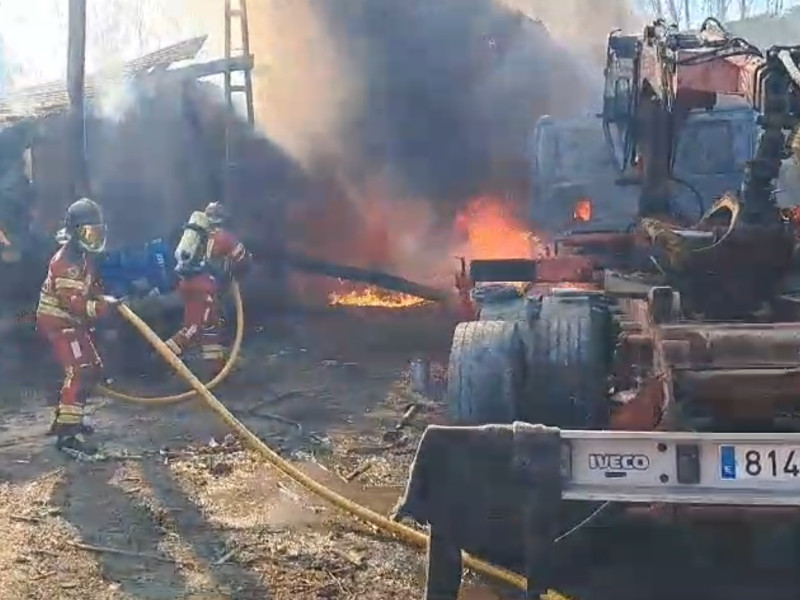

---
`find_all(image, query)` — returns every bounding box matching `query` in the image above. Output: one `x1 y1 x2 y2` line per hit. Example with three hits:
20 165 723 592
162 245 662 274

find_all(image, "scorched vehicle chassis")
400 18 800 599
450 263 800 509
445 17 800 511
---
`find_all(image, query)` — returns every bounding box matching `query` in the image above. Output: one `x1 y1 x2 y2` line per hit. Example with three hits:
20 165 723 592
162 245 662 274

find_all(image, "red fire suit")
36 245 110 430
166 228 250 375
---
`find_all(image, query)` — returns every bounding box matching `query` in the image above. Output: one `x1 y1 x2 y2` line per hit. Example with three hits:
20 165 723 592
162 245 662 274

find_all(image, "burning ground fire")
327 195 540 308
328 284 431 308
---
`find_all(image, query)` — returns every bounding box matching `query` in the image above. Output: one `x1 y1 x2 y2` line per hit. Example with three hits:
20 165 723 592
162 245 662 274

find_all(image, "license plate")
720 445 800 481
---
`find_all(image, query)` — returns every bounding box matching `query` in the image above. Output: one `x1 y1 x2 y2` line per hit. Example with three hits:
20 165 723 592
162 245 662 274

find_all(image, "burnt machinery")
403 19 800 599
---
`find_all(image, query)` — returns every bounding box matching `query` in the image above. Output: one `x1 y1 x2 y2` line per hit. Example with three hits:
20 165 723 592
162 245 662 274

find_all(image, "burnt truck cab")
529 104 759 234
420 24 800 600
446 97 800 516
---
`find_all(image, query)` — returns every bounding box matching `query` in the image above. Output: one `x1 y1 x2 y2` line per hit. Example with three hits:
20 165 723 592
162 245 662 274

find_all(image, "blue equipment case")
98 238 178 299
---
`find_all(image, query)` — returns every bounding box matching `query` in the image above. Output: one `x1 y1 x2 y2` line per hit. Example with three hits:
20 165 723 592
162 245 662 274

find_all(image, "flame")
322 195 543 309
573 198 592 222
453 195 542 259
328 284 430 308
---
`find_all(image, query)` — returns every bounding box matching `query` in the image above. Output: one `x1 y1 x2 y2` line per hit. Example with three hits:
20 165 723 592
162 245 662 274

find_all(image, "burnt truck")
530 104 759 233
397 19 800 599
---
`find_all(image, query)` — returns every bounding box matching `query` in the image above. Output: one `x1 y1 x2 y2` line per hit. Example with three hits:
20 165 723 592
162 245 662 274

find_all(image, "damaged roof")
0 35 208 125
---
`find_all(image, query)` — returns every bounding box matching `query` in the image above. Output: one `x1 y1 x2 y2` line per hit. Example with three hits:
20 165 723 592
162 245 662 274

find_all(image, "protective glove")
89 296 120 318
101 295 128 308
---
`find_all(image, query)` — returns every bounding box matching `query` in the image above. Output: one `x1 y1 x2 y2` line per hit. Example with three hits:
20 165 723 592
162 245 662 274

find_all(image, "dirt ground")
0 304 511 600
2 304 800 600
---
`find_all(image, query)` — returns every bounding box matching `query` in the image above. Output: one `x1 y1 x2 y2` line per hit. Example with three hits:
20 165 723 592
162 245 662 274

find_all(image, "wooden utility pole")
67 0 88 199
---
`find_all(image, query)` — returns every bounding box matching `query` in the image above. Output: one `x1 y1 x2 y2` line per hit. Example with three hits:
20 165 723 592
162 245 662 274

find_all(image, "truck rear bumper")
561 429 800 506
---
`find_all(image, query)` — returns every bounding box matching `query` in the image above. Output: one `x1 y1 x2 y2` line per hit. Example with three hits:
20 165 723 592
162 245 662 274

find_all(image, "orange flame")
328 284 430 308
573 198 592 222
323 194 542 309
454 195 542 259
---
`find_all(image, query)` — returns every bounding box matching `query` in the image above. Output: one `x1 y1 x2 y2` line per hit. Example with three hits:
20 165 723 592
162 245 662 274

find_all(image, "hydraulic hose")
113 301 569 600
96 281 244 405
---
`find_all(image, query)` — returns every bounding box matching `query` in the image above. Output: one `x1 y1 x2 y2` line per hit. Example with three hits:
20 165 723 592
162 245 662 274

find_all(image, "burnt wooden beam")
247 246 450 303
283 253 450 303
0 54 254 125
150 55 254 85
67 0 88 198
0 36 209 119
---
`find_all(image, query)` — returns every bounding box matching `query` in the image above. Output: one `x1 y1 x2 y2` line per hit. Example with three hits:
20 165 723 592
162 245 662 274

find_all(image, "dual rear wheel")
444 293 613 571
447 293 611 429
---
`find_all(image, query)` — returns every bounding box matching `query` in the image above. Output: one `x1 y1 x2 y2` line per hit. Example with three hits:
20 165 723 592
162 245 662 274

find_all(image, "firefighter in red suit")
166 202 251 378
36 198 119 455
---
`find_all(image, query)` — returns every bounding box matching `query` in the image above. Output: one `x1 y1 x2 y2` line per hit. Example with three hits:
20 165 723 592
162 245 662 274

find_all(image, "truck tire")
524 292 611 429
447 320 526 425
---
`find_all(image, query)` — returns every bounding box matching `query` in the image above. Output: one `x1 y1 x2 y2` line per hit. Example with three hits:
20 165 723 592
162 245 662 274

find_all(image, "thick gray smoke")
235 0 640 278
22 0 643 294
31 82 305 252
300 0 601 203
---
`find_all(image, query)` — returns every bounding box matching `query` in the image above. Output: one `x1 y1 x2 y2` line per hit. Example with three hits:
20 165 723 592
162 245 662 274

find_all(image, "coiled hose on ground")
107 284 568 599
97 282 245 405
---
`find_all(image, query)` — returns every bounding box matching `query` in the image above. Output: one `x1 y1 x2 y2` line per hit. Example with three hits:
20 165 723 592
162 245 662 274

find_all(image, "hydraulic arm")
603 18 800 225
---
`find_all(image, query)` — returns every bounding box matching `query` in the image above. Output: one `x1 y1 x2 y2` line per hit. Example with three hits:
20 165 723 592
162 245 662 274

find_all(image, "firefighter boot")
199 358 226 384
47 407 94 437
186 354 225 386
199 341 226 383
54 423 99 458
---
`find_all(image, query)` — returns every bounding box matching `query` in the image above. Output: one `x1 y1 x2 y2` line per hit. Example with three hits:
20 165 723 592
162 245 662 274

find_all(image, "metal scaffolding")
223 0 256 205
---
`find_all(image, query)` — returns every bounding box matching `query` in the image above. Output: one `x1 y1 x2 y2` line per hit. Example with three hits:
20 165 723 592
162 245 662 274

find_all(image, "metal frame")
223 0 255 124
223 0 256 205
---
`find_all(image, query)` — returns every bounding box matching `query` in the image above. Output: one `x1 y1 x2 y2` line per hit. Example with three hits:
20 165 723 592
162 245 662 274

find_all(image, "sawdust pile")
0 470 124 600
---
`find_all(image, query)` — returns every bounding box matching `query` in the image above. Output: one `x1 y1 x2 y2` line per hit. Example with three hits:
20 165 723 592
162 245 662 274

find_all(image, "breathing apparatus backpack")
174 210 211 277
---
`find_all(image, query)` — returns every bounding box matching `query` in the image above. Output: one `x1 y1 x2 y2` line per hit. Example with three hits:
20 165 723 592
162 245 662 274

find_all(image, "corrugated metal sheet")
0 35 207 124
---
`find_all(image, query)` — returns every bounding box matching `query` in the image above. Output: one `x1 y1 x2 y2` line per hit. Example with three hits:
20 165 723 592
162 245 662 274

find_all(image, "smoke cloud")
239 0 596 197
17 0 645 295
220 0 643 278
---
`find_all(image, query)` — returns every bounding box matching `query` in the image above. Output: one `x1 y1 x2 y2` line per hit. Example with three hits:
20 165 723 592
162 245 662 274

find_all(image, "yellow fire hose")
96 282 245 405
111 296 568 599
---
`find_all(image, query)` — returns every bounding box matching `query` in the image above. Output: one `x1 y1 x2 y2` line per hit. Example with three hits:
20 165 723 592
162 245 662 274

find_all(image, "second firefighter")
166 202 251 378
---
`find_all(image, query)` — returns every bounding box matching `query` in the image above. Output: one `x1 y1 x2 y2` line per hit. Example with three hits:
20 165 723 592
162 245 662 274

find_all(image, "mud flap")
395 423 562 600
424 526 463 600
513 422 562 598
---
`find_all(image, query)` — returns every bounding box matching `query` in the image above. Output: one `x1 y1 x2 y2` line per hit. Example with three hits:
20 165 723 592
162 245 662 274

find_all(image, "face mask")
77 224 107 253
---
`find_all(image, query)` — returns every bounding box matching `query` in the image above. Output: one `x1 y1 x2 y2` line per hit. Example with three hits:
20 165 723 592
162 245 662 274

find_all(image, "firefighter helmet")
204 202 229 226
65 197 107 253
